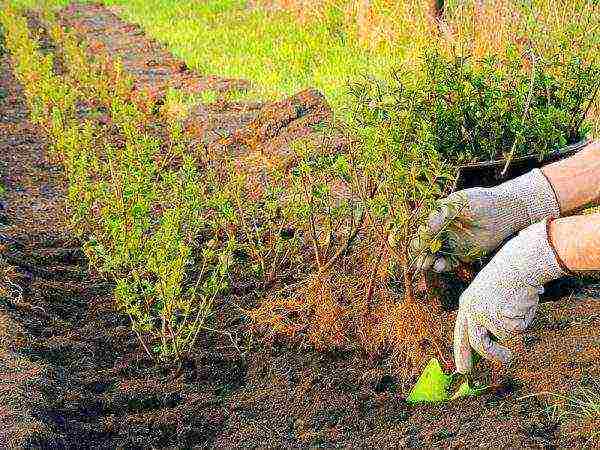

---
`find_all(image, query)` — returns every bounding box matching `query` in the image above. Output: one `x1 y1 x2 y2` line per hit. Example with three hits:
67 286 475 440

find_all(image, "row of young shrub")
0 6 238 364
0 4 458 374
91 0 599 377
2 1 598 378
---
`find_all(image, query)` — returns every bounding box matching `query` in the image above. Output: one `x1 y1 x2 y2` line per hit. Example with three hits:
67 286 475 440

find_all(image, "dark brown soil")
1 4 600 449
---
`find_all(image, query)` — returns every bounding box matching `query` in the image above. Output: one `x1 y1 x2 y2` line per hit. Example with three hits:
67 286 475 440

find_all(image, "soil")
1 3 600 449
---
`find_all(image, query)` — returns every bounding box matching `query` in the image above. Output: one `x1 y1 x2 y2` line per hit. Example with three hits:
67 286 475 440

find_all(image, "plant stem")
501 51 537 177
300 175 322 270
127 312 155 361
403 246 416 305
317 207 365 276
364 236 386 310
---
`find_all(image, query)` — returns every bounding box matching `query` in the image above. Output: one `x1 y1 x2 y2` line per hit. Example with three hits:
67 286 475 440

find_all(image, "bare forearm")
549 213 600 272
542 141 600 215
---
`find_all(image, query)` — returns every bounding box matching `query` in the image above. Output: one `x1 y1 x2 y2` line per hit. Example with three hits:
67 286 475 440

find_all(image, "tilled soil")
1 4 600 449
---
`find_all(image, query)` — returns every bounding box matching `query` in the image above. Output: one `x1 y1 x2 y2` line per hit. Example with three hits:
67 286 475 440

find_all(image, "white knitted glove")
453 220 568 373
415 169 560 272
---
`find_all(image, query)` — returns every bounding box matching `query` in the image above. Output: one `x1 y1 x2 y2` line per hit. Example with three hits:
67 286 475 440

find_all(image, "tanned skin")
542 141 600 272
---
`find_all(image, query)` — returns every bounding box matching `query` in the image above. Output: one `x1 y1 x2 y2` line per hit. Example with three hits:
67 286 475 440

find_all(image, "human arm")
417 140 600 272
541 140 600 215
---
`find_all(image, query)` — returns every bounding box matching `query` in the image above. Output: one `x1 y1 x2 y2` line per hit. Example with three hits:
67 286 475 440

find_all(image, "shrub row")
1 7 235 364
2 5 458 374
2 1 598 377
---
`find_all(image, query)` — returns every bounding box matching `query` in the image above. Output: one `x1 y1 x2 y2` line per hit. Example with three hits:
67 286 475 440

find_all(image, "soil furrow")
56 3 346 173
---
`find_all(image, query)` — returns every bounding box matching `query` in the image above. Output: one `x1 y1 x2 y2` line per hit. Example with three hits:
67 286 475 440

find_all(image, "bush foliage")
422 49 598 163
2 0 599 378
1 7 235 363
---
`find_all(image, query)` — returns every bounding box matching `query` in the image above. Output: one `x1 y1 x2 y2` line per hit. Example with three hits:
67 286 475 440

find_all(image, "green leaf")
407 358 452 403
429 239 442 253
311 183 328 199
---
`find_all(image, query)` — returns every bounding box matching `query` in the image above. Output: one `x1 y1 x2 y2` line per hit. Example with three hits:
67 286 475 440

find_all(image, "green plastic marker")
407 357 487 404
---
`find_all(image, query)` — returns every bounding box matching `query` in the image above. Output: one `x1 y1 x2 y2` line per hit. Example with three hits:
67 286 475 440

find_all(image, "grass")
12 0 408 109
160 88 219 122
531 378 600 444
7 0 75 9
97 0 409 112
8 0 600 132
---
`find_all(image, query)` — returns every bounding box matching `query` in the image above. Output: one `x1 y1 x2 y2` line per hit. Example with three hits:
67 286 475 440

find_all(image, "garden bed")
1 3 600 448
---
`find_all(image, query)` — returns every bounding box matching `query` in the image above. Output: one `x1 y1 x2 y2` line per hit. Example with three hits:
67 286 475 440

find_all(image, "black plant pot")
453 139 590 191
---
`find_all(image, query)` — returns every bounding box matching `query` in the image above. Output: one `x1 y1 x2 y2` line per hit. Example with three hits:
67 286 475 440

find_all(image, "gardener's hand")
453 220 567 373
414 169 560 272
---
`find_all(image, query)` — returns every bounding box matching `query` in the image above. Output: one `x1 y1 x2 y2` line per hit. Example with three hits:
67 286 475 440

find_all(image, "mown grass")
8 0 600 131
99 0 407 110
7 0 74 9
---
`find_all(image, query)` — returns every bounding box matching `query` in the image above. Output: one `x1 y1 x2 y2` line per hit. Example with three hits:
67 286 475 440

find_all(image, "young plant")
244 131 368 350
422 47 599 164
3 7 236 365
206 153 302 287
285 137 364 278
346 69 455 373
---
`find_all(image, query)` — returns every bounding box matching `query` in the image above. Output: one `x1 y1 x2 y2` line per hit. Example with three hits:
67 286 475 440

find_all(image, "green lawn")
97 0 408 112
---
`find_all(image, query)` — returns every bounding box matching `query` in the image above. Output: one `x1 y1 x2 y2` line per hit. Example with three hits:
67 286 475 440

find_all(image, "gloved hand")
414 169 561 272
453 220 568 373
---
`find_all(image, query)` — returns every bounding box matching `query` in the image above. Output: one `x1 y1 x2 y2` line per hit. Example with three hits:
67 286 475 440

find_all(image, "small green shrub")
52 29 236 362
421 48 599 163
216 161 303 285
285 140 364 277
347 68 454 292
250 70 456 367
